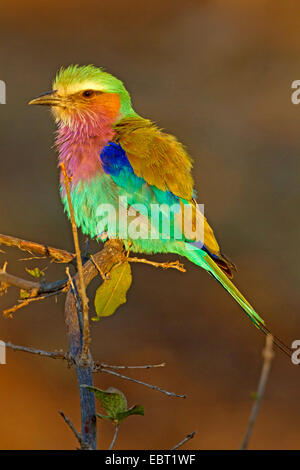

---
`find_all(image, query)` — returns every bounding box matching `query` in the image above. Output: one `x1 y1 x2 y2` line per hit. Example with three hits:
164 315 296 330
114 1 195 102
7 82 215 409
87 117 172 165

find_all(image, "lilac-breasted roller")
28 64 285 346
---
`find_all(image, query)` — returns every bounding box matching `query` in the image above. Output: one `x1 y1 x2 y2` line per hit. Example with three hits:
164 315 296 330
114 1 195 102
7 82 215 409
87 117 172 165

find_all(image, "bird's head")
29 64 135 131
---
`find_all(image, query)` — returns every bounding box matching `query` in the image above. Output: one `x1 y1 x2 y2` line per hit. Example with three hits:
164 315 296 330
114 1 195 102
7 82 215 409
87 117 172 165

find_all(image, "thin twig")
90 254 107 281
0 268 68 317
3 287 67 318
240 334 274 450
61 163 90 362
98 367 186 399
3 294 47 318
108 424 119 450
4 341 69 361
0 233 74 263
171 431 197 450
3 342 168 377
4 339 183 400
128 256 186 273
59 410 91 450
101 362 166 370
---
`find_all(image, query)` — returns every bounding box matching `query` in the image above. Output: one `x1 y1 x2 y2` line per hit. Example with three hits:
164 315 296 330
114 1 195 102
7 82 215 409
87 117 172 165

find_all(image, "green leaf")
82 385 144 424
93 261 132 319
96 413 113 422
82 386 127 420
116 405 144 423
25 267 45 278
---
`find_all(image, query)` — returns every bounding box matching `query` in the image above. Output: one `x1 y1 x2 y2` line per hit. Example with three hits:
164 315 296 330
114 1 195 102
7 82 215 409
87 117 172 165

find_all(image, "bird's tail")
182 244 292 357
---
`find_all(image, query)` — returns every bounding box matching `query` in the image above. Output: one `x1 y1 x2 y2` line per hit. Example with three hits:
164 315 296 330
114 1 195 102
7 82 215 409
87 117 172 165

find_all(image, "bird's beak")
28 90 62 106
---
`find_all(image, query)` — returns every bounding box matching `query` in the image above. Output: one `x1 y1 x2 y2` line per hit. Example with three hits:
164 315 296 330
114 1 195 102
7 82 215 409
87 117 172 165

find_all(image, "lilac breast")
56 119 116 192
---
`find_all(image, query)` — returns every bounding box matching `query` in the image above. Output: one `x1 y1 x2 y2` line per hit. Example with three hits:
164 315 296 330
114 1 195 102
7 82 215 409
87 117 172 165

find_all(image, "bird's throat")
56 117 116 191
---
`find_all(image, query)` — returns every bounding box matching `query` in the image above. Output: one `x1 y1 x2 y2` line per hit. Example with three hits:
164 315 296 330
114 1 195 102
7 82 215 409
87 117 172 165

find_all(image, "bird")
28 64 289 352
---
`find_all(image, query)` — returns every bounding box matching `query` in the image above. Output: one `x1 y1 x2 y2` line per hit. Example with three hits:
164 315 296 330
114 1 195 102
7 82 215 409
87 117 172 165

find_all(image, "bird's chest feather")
57 126 120 237
61 173 120 238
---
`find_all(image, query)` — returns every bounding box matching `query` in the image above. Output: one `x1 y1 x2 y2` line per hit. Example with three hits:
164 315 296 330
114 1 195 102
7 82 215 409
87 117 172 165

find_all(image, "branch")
64 240 125 362
64 239 125 449
0 264 68 296
240 334 274 450
4 340 183 399
2 235 187 448
4 240 125 450
0 267 68 317
4 341 69 361
59 410 91 450
97 367 186 399
171 431 197 450
0 233 74 263
90 254 108 281
61 163 90 361
100 362 166 370
3 294 51 318
128 257 186 273
0 270 39 293
108 424 119 450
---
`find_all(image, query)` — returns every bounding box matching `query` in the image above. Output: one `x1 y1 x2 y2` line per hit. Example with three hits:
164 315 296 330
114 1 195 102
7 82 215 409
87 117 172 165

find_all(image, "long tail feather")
184 245 292 357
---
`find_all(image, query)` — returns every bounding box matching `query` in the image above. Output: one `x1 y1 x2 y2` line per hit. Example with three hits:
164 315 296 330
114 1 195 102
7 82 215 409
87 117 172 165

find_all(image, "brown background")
1 0 300 449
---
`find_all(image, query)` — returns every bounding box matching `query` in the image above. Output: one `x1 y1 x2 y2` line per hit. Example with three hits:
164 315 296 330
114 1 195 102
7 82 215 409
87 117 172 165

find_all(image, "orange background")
1 0 300 449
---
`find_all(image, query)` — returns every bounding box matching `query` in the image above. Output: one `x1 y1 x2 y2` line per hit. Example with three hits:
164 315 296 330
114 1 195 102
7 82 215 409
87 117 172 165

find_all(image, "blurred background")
1 0 300 450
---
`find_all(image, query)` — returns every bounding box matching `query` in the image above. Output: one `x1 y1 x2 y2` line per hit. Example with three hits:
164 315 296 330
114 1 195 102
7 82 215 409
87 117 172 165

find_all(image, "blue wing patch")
100 142 133 176
100 142 145 194
99 141 180 207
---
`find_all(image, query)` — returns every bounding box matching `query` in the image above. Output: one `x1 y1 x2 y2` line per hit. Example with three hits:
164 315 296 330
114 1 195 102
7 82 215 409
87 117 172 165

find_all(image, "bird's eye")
82 90 94 98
